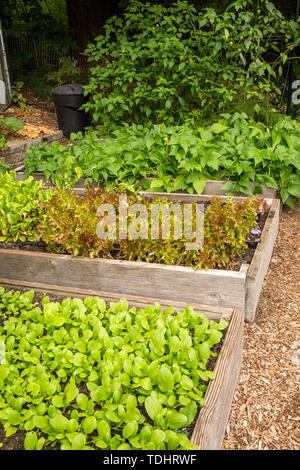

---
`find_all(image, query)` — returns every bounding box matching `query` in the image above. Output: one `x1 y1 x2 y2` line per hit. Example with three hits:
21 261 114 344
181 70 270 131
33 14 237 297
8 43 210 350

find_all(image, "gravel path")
223 201 300 450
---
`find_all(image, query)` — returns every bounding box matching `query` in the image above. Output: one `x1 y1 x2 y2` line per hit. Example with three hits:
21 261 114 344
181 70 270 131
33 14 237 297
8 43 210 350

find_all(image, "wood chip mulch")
223 200 300 450
0 89 59 143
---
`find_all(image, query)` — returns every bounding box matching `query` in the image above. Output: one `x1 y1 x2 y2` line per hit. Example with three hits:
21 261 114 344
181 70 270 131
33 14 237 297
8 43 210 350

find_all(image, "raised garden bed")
0 285 243 450
0 191 280 322
0 131 63 169
141 178 278 199
14 171 278 199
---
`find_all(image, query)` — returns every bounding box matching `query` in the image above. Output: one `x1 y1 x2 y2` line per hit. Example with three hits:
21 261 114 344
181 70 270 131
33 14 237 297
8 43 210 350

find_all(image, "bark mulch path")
0 90 69 145
223 200 300 450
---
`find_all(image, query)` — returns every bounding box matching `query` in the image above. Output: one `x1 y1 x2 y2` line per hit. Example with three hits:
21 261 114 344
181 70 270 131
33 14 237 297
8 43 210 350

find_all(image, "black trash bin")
52 84 90 139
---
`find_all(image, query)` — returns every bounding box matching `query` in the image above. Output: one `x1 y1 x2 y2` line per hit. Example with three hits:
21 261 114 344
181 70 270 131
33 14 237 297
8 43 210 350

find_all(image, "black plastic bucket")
52 84 90 139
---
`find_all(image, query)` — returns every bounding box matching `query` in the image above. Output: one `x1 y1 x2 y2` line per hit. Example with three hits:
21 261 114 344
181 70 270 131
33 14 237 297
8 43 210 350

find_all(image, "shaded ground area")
0 89 63 143
223 200 300 450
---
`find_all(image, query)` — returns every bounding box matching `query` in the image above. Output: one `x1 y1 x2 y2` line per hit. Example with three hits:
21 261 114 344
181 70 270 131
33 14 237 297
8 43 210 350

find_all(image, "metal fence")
2 0 121 70
3 31 80 68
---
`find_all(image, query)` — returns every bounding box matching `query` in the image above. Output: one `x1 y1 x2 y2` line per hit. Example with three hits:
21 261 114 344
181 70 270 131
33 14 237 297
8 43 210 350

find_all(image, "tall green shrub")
83 0 298 128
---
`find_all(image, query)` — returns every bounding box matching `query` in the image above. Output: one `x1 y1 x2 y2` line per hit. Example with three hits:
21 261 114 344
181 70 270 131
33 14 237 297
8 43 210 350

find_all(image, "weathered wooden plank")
1 133 63 169
69 188 273 204
239 263 249 274
0 272 240 449
245 199 280 322
191 308 244 449
0 277 233 322
15 172 277 198
199 180 276 198
139 191 274 206
141 177 277 199
0 249 246 311
0 190 279 322
15 172 93 188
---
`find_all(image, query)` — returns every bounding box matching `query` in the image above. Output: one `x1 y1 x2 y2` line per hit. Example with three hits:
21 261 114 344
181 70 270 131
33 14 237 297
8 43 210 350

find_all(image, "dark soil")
1 240 48 253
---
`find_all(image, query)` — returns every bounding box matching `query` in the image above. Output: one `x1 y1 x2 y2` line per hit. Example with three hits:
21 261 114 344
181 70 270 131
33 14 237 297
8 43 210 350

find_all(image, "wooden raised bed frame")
192 307 243 449
15 171 277 199
0 193 280 322
0 280 244 449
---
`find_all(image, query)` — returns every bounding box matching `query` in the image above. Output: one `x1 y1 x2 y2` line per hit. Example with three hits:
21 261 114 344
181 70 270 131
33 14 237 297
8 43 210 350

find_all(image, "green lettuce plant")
0 160 9 173
0 172 53 243
0 288 228 450
35 185 260 269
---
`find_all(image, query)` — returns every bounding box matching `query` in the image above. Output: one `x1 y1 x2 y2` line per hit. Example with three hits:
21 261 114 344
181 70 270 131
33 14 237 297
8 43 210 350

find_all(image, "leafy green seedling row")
0 288 227 450
24 114 300 207
0 172 53 243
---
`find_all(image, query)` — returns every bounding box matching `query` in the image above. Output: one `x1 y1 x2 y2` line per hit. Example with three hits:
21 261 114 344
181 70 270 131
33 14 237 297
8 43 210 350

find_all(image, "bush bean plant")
24 114 300 207
0 288 228 450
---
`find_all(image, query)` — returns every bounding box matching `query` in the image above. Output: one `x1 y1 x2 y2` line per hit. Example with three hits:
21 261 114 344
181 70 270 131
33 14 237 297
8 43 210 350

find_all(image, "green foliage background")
83 0 299 128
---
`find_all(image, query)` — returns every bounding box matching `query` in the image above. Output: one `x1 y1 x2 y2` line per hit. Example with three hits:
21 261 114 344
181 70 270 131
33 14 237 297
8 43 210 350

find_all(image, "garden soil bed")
0 285 243 450
0 199 268 270
0 193 280 322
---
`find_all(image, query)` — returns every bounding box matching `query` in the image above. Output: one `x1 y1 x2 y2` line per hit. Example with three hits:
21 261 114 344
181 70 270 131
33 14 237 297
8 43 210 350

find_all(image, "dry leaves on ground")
18 123 55 139
0 98 58 143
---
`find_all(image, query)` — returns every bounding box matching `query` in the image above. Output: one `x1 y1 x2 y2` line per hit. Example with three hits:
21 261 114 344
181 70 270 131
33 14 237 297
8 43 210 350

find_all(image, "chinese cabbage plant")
0 288 228 450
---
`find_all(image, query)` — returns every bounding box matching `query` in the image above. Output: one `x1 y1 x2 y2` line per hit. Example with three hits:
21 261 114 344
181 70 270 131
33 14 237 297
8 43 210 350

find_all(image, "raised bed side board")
0 194 280 322
0 132 63 169
15 172 277 199
191 307 243 449
0 280 244 450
